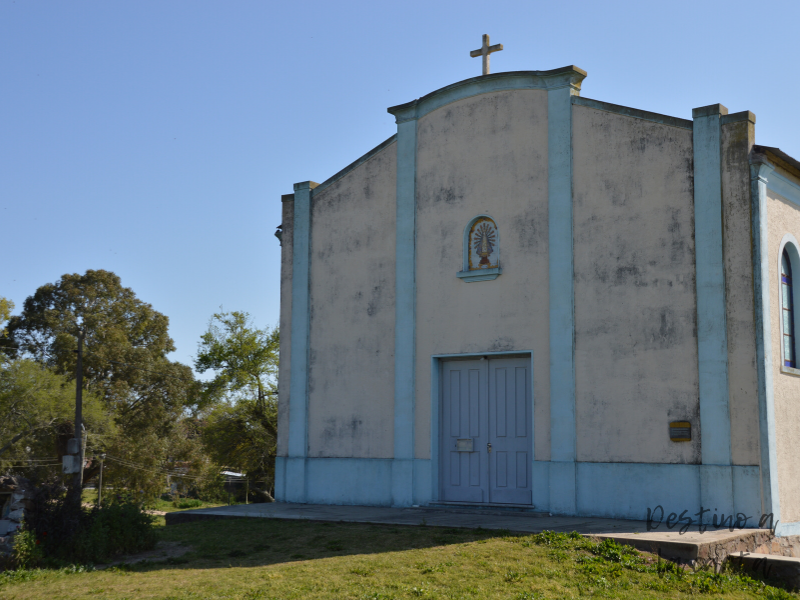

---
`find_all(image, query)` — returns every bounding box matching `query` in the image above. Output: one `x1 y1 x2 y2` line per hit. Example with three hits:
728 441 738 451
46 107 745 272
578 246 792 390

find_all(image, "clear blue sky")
3 0 799 370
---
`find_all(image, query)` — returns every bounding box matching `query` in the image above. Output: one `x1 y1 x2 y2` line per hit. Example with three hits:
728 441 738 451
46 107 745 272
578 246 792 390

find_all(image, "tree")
0 359 113 475
3 270 199 431
195 311 279 500
0 297 13 361
2 270 201 493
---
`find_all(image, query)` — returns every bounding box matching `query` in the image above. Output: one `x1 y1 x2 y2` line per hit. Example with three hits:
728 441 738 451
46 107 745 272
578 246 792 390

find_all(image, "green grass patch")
1 522 797 599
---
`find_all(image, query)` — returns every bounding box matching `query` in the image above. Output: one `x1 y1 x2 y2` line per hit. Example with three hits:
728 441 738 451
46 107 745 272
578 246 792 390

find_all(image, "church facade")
274 65 800 533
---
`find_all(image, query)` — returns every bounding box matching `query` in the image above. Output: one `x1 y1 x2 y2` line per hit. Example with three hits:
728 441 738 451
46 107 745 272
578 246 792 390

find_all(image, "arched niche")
457 215 502 282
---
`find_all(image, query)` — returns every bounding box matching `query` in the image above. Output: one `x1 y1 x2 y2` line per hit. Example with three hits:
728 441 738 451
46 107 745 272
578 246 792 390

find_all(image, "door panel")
488 359 532 504
440 356 532 505
440 360 487 502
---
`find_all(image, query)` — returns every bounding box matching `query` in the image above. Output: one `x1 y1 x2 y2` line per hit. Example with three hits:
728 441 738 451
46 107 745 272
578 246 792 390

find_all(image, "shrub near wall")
14 484 156 568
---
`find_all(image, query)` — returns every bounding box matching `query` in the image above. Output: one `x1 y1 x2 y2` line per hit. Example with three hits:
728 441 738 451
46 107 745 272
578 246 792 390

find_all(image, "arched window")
782 249 796 368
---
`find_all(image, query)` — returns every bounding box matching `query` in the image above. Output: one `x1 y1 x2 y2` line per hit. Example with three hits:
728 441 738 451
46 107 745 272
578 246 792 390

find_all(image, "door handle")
487 442 492 453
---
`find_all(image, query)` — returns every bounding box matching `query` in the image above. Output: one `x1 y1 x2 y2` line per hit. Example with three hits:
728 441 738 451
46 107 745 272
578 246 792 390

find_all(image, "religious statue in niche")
468 216 499 270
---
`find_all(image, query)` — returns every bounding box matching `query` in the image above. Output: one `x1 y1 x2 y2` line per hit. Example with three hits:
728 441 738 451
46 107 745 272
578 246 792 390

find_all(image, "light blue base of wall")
275 457 431 507
275 458 763 527
776 522 800 536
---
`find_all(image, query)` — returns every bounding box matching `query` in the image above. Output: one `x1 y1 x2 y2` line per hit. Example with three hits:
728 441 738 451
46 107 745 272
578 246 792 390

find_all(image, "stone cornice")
387 66 587 124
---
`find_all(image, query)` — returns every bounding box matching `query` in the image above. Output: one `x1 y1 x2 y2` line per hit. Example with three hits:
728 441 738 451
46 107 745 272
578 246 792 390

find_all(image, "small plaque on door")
456 438 474 452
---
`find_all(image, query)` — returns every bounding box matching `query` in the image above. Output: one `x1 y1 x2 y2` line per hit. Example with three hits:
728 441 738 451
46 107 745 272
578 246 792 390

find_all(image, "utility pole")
97 453 106 506
65 329 85 504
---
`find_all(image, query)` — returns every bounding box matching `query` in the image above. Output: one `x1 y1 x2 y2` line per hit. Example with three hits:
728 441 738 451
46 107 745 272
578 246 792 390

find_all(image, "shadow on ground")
120 517 521 572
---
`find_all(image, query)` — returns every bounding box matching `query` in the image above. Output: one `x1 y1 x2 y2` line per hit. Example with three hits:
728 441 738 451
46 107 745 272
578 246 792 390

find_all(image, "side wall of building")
277 197 293 458
766 166 800 524
720 117 759 467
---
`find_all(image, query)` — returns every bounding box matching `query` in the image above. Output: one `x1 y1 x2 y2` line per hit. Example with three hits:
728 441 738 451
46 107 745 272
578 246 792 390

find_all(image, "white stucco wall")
413 89 551 461
572 105 700 464
720 120 760 466
767 170 800 523
306 142 398 459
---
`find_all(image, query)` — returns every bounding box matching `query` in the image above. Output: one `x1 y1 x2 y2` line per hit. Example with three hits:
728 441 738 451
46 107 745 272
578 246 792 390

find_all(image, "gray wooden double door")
440 357 532 505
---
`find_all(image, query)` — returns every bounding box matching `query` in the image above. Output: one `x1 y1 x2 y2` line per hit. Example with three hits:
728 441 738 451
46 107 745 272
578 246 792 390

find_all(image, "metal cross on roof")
470 34 503 76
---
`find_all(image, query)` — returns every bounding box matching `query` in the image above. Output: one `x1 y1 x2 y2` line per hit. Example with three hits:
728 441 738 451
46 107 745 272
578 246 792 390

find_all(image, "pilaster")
285 180 318 503
391 117 418 506
548 79 581 514
692 104 733 518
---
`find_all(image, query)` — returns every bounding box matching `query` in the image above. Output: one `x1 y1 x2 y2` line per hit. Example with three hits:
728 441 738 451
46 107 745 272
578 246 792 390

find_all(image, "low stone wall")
700 531 800 564
0 475 36 554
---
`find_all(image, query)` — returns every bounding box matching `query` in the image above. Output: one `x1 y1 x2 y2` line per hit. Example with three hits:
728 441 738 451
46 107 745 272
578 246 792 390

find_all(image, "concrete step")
728 552 800 589
426 502 544 514
594 529 776 565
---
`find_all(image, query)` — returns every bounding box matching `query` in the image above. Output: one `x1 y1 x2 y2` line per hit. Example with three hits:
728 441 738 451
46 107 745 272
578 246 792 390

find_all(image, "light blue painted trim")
549 461 576 515
430 351 534 505
288 458 761 523
457 268 502 282
572 96 693 130
413 459 432 506
767 169 800 206
576 463 761 525
692 106 733 471
776 522 800 537
733 466 762 527
750 158 780 520
311 135 397 198
430 356 440 503
699 465 733 519
286 180 318 503
548 81 578 514
532 461 550 511
274 456 286 501
393 118 417 506
388 68 587 124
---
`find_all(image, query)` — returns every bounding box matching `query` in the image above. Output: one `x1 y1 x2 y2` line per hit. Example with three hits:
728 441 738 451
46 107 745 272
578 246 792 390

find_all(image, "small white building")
274 62 800 534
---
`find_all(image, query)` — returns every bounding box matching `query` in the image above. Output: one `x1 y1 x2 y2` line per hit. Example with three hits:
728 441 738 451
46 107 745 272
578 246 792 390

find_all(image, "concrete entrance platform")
166 502 775 564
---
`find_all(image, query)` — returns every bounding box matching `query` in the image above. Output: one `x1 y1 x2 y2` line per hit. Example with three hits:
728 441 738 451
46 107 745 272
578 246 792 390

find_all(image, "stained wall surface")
766 170 800 523
306 142 398 459
720 119 760 466
413 89 551 461
572 105 700 464
277 197 293 458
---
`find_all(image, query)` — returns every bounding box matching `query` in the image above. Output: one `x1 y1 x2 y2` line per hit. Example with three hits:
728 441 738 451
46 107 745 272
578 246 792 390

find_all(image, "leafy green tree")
2 271 201 493
195 311 278 500
0 297 13 362
2 270 199 431
0 359 113 476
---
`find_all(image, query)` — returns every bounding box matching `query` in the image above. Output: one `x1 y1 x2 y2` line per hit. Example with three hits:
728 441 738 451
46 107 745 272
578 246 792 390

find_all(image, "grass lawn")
0 518 797 600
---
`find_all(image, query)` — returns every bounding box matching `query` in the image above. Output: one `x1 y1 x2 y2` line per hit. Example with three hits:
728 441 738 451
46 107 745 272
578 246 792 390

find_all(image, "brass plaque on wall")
669 421 691 442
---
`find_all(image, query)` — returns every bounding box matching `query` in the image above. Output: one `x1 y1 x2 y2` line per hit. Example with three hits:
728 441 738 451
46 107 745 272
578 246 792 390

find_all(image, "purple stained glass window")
782 250 796 368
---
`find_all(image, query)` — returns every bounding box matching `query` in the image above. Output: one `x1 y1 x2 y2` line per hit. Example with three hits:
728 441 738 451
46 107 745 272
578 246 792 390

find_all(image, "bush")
172 498 203 509
13 484 156 567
